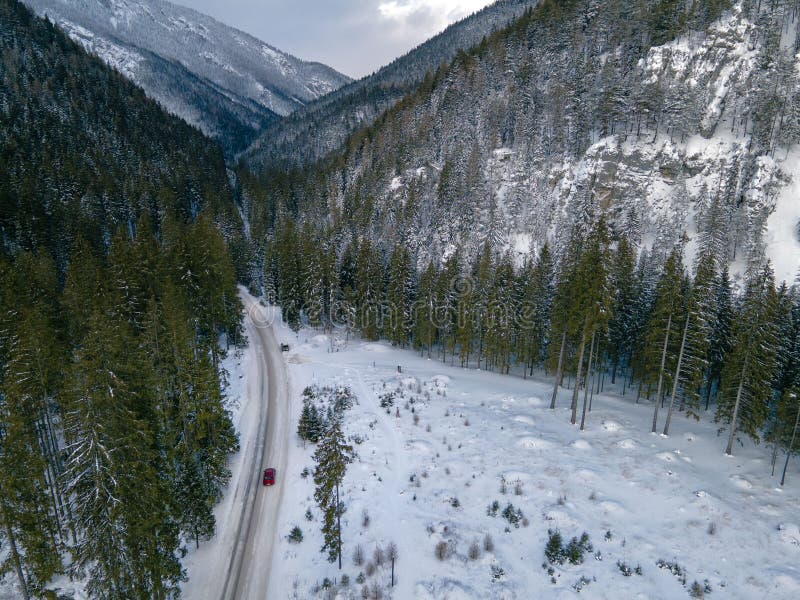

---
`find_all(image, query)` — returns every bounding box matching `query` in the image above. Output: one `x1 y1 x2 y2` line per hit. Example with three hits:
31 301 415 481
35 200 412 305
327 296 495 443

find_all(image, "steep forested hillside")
244 0 800 282
0 1 243 597
243 0 535 169
23 0 351 155
0 0 244 269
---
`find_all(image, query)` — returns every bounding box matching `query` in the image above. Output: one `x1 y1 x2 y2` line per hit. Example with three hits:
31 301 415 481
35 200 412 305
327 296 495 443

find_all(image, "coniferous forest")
4 0 800 596
1 0 243 597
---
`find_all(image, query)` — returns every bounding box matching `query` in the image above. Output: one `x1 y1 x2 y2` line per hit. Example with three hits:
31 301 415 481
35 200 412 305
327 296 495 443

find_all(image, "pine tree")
607 236 638 384
385 245 414 347
568 220 613 425
413 261 437 357
642 247 685 433
517 243 554 377
716 264 781 456
704 266 733 410
313 421 355 568
663 252 716 435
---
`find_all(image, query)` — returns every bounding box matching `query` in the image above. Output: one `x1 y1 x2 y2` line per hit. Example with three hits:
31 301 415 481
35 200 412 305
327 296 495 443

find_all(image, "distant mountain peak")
22 0 351 155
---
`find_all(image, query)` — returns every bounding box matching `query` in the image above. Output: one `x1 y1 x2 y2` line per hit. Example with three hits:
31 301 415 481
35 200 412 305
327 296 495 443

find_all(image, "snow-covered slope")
23 0 351 154
261 1 800 284
255 317 800 600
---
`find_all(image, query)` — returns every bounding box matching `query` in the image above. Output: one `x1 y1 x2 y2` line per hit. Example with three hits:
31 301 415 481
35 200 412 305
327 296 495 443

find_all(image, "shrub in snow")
288 526 303 543
545 530 592 565
373 545 385 567
341 574 350 587
514 480 523 496
491 565 505 581
501 503 524 528
617 561 642 576
689 581 705 598
451 497 460 508
604 530 613 541
483 533 494 552
369 581 383 599
379 392 395 408
305 508 313 521
365 561 376 577
354 544 365 566
572 575 592 592
656 559 687 586
435 541 449 560
469 540 481 560
362 509 370 528
360 585 369 599
499 477 507 495
356 572 366 584
707 522 717 535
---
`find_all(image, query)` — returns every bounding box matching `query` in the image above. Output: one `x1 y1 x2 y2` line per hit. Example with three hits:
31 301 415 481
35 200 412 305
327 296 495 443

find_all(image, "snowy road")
219 293 290 600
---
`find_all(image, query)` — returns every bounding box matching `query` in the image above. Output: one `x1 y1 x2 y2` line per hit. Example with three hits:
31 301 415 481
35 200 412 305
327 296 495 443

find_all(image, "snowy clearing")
264 318 800 600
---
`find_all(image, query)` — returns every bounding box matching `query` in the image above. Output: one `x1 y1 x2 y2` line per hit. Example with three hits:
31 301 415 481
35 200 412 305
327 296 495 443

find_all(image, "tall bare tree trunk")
1 508 30 600
550 331 567 410
652 313 672 433
571 319 590 425
580 330 596 431
781 395 800 486
336 481 343 569
726 358 749 456
663 314 690 436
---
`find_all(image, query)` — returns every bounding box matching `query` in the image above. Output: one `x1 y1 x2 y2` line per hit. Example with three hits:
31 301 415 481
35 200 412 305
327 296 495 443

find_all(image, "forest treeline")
266 218 800 467
0 215 242 599
0 1 246 597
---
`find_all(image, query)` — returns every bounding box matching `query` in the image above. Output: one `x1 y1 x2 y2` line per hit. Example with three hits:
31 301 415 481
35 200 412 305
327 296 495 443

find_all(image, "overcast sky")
173 0 495 79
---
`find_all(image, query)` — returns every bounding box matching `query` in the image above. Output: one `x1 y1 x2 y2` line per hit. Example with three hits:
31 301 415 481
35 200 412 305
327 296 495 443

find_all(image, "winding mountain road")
220 292 290 600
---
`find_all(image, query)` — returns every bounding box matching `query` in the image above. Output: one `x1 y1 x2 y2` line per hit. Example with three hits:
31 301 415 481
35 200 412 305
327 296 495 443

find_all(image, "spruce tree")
642 247 685 433
663 252 716 435
313 421 355 568
716 264 781 455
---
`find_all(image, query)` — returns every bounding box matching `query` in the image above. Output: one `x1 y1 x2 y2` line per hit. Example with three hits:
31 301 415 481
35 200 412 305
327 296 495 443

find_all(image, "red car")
263 468 276 486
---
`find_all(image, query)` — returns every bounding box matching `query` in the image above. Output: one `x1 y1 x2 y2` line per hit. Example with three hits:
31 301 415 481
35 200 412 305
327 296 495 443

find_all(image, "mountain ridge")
22 0 351 155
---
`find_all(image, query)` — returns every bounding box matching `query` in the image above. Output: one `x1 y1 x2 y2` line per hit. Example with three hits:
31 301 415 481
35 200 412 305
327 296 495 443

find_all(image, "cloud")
378 0 490 34
174 0 494 78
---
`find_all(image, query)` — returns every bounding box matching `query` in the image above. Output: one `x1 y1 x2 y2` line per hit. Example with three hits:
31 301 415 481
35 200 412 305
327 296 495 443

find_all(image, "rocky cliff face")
266 0 799 284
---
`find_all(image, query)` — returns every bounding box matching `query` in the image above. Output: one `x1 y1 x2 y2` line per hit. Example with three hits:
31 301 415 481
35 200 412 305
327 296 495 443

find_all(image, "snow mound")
413 579 481 600
516 436 555 450
308 334 328 347
602 420 622 432
544 510 580 529
571 439 592 450
406 440 434 454
400 377 419 389
657 452 677 462
513 415 535 425
362 342 390 353
778 523 800 547
599 500 627 515
730 475 753 489
616 439 637 449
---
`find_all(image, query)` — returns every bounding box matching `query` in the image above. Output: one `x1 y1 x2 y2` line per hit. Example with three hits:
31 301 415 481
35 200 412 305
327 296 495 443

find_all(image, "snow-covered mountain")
22 0 351 154
244 0 536 169
243 0 800 286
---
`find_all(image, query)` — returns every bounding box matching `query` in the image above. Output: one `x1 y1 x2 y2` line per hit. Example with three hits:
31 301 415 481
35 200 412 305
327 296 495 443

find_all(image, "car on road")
263 468 276 486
